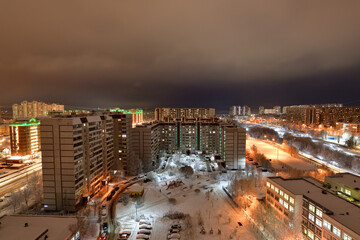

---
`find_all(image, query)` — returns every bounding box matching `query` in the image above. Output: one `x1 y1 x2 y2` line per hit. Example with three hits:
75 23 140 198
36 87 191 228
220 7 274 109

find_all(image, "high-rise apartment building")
40 115 114 211
266 176 360 240
286 105 360 127
229 106 251 117
111 114 133 174
154 108 215 121
259 106 265 115
12 101 64 119
128 119 246 173
9 118 40 156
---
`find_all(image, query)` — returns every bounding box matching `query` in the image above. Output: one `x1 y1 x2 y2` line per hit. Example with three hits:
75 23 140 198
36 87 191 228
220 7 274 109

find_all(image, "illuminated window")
308 231 314 240
275 187 279 194
345 189 351 196
308 213 315 222
279 198 284 205
333 226 341 237
323 220 331 231
315 218 322 227
289 206 294 212
289 197 294 204
279 190 283 196
343 233 352 240
284 202 289 209
316 208 322 218
271 184 274 190
284 193 289 201
309 204 315 212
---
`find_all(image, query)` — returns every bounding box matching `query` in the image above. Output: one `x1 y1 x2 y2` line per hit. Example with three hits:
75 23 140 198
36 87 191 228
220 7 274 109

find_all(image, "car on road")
106 195 112 201
101 205 107 216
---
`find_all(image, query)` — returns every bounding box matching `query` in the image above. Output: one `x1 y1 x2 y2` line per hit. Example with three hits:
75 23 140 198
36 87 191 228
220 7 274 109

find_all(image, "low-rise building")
0 215 80 240
266 176 360 240
325 173 360 203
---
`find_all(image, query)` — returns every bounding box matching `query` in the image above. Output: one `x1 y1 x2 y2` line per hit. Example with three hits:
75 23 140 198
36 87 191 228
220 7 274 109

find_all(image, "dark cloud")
0 0 360 111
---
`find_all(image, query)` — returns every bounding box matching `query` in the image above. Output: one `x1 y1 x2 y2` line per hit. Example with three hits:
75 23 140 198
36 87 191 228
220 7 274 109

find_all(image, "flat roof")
326 173 360 190
0 215 78 240
268 177 360 236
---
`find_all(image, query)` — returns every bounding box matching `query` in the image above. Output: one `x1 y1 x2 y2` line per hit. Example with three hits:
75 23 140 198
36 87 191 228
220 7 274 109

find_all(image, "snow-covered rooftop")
0 215 78 240
325 173 360 190
268 176 360 236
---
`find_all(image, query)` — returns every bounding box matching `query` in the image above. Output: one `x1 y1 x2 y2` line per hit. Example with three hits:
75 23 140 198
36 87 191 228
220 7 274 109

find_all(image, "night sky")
1 1 360 112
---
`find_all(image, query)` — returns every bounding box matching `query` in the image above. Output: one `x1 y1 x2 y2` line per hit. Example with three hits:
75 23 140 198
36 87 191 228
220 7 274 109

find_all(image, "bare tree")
21 186 32 209
8 191 22 214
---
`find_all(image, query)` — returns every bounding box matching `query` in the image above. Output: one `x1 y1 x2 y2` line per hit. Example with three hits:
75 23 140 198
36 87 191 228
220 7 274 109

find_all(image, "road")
0 162 42 197
247 138 317 171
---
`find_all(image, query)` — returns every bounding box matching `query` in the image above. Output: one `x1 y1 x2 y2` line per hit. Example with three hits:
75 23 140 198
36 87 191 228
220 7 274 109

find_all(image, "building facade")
128 119 246 173
12 101 64 119
154 108 215 121
9 118 41 156
266 177 360 240
40 115 114 211
112 114 133 174
229 105 251 117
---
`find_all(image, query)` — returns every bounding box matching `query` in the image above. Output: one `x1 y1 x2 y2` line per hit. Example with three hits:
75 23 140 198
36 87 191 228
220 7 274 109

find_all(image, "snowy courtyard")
113 154 260 240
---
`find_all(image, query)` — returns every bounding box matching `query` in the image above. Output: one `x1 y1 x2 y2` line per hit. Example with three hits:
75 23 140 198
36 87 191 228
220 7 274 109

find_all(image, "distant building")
12 100 64 119
286 105 360 127
259 106 265 115
274 106 281 115
266 176 360 240
40 115 114 211
154 108 215 121
0 215 80 240
9 118 40 156
229 106 251 117
325 173 360 202
109 108 143 126
335 122 360 136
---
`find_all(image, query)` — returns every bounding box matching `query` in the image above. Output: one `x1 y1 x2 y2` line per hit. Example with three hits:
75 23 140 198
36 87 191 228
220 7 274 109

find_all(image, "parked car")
139 220 151 225
106 195 112 201
168 233 180 239
139 225 152 230
171 224 182 229
118 230 131 239
137 229 151 235
136 234 150 239
169 228 180 233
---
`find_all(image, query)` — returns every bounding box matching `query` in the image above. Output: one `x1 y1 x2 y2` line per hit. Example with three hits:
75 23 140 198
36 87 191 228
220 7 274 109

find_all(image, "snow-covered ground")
247 138 317 171
114 154 260 240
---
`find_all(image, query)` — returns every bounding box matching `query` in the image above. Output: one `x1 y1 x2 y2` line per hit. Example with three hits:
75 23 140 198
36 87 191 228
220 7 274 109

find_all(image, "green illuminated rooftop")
110 108 143 114
10 118 40 127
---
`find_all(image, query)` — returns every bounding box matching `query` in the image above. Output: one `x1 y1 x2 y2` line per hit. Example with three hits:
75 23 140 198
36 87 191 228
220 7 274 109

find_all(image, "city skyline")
1 1 360 111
